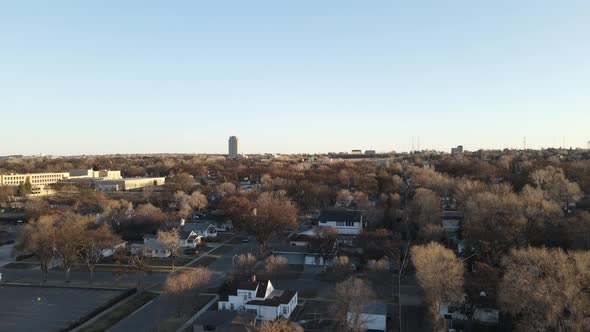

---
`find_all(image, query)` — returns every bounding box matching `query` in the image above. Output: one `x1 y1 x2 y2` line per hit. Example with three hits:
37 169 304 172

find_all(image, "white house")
181 221 218 238
143 235 171 258
218 276 298 321
178 228 203 248
316 208 363 235
347 302 387 331
272 245 336 267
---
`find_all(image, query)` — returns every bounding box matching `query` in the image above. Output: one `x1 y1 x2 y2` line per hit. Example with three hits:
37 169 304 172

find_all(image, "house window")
346 221 354 227
282 306 288 316
471 263 478 273
222 303 226 310
230 303 234 310
336 222 344 227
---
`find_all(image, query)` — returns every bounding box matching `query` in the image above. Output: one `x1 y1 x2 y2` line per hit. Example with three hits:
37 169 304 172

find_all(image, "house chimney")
251 275 256 282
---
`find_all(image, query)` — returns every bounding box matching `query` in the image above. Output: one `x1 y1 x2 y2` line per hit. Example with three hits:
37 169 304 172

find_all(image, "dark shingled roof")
255 280 269 298
247 289 297 307
318 208 362 223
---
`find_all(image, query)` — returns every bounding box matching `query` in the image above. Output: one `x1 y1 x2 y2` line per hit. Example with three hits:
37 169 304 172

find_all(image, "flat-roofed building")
0 172 70 195
229 136 239 159
96 177 166 192
69 169 122 179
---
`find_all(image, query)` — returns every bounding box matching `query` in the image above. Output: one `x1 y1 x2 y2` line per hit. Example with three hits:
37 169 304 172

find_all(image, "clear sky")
1 1 589 155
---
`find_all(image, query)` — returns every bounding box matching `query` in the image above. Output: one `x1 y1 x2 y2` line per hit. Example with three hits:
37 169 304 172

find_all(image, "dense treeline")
3 149 590 330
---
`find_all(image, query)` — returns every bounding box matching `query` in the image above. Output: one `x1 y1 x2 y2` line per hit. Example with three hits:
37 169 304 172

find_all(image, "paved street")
0 243 14 269
0 285 125 332
108 236 257 332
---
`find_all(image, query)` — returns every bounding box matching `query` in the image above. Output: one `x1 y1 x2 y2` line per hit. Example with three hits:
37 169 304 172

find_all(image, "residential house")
347 302 387 332
272 244 336 267
272 233 339 267
441 211 464 234
218 276 298 321
143 235 171 258
179 229 203 249
315 207 364 235
440 303 500 325
181 221 218 238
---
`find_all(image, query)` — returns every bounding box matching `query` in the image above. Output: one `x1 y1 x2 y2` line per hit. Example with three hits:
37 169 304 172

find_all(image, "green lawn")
144 257 194 267
296 299 333 322
78 291 158 332
298 289 319 299
156 294 216 331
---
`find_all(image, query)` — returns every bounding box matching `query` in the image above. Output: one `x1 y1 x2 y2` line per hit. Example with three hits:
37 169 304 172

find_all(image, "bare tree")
188 191 208 213
0 185 15 208
248 191 298 255
163 267 212 317
134 203 167 224
14 216 56 281
409 188 442 233
530 166 583 212
265 255 288 277
463 189 527 263
335 189 353 207
115 250 148 287
260 318 302 332
332 277 376 332
167 172 195 193
157 228 181 269
24 198 52 221
217 182 237 197
142 185 154 203
499 247 590 331
79 224 121 283
236 253 257 275
52 212 89 282
411 242 464 331
312 226 338 272
333 255 351 273
366 258 389 272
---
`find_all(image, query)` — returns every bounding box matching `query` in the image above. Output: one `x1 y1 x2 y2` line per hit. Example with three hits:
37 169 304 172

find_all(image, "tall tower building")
228 136 239 159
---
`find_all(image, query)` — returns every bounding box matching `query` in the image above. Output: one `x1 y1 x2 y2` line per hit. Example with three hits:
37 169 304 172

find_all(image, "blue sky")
1 1 589 155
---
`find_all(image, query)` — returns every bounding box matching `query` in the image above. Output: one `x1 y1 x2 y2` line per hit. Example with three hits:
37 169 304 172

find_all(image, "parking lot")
0 285 126 332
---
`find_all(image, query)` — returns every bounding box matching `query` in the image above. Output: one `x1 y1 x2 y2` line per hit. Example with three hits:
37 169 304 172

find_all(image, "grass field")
78 291 158 332
155 294 216 331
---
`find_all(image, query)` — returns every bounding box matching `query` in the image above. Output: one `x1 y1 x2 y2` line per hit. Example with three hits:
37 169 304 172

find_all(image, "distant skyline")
1 1 589 155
